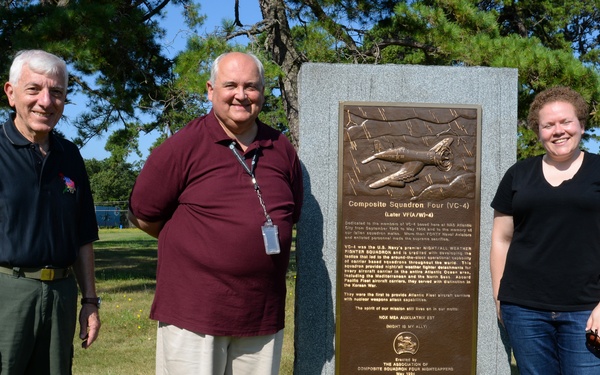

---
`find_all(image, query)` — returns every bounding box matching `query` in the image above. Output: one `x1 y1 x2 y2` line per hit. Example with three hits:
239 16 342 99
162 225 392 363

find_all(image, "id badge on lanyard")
230 141 281 255
262 219 281 255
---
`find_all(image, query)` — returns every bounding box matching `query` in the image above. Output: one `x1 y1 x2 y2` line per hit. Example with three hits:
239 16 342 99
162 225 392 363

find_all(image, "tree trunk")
258 0 306 148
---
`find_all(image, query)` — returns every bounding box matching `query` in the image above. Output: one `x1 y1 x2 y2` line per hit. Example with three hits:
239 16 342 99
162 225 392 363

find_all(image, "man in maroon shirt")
128 52 303 374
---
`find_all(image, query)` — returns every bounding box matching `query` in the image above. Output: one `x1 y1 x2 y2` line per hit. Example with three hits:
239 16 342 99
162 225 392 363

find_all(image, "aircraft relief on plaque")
342 103 478 202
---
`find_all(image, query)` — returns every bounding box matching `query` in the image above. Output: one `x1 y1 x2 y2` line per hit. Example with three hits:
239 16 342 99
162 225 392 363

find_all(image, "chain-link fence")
95 201 131 228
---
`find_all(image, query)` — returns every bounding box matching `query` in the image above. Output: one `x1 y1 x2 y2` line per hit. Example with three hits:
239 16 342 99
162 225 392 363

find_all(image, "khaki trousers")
156 322 284 375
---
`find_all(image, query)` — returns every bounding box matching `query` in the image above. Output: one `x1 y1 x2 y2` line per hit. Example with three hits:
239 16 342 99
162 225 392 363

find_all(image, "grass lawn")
72 228 296 374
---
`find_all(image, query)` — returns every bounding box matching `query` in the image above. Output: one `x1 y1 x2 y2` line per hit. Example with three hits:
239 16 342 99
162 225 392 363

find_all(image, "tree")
362 0 600 158
3 0 600 160
0 0 190 154
84 118 142 206
85 156 139 206
221 0 600 158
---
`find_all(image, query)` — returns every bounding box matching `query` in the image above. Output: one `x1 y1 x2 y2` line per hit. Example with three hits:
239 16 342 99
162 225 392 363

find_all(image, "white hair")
9 50 68 88
209 52 265 88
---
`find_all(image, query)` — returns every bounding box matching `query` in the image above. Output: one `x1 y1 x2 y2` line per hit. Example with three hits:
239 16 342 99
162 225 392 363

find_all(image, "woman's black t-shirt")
492 151 600 311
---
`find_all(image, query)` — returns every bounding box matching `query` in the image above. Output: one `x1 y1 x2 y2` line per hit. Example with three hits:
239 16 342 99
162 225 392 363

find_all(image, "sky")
62 1 600 159
63 0 262 161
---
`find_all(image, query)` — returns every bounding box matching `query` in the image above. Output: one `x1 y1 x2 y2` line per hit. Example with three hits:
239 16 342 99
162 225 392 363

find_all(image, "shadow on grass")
94 238 297 294
95 246 157 293
95 239 158 249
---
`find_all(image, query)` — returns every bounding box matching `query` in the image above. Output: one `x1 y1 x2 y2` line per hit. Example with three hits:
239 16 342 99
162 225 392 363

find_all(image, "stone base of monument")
296 63 517 375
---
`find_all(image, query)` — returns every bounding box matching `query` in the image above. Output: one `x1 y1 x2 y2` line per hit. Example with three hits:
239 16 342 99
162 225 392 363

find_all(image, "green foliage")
355 0 600 158
84 121 141 206
168 35 289 135
288 0 398 26
290 22 339 62
252 48 289 134
250 0 600 156
4 0 600 161
150 35 228 137
0 0 192 157
517 124 545 159
85 156 139 208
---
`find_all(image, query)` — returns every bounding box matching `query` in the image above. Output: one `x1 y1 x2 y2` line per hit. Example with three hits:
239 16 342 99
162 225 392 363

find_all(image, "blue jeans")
501 303 600 375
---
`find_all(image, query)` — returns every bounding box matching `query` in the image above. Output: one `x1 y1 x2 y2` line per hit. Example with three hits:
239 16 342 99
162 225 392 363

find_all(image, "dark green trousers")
0 272 77 375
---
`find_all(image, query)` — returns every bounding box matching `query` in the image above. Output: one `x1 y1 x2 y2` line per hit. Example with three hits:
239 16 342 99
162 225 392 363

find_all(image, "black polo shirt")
0 115 98 268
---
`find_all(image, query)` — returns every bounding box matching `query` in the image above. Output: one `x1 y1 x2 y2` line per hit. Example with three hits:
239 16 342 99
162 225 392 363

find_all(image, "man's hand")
79 304 101 349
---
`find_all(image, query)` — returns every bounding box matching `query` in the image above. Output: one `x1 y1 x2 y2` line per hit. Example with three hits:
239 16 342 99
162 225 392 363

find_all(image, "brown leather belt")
0 265 71 281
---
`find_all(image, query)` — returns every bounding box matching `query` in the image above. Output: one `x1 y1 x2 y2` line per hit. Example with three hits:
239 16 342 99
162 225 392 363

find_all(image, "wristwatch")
81 297 102 309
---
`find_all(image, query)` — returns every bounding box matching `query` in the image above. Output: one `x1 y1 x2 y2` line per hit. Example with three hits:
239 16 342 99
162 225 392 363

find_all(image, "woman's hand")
586 302 600 333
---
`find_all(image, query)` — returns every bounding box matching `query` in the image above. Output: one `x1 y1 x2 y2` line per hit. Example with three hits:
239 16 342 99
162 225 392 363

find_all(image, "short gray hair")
9 50 68 88
209 52 265 88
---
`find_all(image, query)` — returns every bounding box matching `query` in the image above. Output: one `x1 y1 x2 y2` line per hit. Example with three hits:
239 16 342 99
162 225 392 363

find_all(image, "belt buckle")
40 268 55 281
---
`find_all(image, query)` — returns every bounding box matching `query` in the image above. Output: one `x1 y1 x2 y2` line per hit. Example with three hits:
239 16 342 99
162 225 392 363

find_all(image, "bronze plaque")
337 102 481 374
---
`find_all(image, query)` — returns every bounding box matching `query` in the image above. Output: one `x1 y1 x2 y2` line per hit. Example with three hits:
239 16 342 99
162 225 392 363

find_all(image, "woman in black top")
491 86 600 374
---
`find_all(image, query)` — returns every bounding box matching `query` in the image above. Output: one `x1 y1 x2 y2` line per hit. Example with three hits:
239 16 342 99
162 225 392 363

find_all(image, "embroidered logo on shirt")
59 173 76 194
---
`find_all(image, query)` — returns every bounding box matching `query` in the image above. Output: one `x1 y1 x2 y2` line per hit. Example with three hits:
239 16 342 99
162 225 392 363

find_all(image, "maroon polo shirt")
129 110 303 336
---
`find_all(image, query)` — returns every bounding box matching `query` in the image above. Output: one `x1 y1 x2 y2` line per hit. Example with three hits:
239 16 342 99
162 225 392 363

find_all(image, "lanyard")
229 141 272 223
